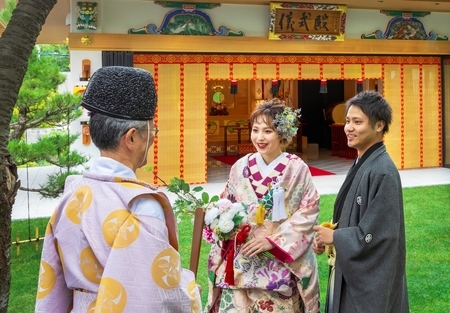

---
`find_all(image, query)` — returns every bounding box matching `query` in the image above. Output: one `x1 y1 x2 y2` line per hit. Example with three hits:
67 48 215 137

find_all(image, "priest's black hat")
81 66 157 120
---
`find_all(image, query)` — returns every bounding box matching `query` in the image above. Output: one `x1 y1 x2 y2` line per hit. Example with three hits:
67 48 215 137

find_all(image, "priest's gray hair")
89 113 149 151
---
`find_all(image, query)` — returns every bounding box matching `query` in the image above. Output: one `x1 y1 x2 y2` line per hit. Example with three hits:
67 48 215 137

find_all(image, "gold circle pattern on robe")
46 211 57 235
65 185 93 224
80 246 104 284
95 277 127 312
37 261 57 299
188 279 201 313
102 209 140 249
151 248 182 289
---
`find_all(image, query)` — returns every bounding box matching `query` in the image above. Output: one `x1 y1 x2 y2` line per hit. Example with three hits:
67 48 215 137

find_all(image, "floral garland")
273 106 301 142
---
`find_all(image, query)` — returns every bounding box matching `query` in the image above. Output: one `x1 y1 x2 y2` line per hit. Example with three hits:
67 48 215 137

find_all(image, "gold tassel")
321 221 338 230
320 221 338 257
255 204 265 225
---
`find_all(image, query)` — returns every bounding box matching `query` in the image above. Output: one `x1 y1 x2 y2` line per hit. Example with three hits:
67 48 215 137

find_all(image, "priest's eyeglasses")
150 127 159 136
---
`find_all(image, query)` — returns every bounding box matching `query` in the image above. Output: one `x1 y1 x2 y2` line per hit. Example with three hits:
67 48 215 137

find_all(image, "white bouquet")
202 199 248 245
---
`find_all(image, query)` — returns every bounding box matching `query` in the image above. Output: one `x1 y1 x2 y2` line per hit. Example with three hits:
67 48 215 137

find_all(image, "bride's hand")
240 237 274 257
312 237 325 255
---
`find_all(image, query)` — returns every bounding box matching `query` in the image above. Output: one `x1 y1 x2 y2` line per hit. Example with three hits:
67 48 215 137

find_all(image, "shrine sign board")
269 2 347 41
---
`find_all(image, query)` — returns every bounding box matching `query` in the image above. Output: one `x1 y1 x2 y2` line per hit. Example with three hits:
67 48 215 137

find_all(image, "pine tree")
8 47 87 198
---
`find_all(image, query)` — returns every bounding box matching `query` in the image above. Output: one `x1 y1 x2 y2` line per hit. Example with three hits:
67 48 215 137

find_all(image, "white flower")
210 218 219 230
203 199 250 243
219 211 234 222
216 199 231 207
217 219 235 233
231 202 245 213
228 207 238 216
216 199 232 211
237 211 248 224
205 207 220 225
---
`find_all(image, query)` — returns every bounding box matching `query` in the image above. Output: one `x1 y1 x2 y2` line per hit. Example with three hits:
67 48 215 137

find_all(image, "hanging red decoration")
230 80 238 94
271 80 279 98
319 79 328 94
357 79 363 93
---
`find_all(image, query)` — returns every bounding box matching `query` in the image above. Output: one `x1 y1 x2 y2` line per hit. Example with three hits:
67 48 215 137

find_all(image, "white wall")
58 72 73 93
69 50 102 87
70 109 100 167
63 51 102 165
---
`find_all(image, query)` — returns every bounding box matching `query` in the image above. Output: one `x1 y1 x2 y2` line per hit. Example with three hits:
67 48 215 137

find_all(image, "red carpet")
211 155 335 176
308 166 336 176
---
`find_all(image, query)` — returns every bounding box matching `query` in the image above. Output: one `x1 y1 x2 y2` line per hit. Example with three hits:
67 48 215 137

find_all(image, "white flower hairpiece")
273 106 301 142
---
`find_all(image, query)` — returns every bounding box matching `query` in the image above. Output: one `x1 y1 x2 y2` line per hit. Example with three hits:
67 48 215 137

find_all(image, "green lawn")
10 185 450 312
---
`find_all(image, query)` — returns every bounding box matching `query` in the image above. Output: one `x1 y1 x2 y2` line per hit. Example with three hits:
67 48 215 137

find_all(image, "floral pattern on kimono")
205 153 320 313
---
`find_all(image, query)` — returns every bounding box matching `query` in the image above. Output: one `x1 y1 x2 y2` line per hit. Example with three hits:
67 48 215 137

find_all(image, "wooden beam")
68 33 450 55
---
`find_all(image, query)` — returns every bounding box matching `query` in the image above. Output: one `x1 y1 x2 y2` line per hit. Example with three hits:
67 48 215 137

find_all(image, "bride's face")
251 117 282 164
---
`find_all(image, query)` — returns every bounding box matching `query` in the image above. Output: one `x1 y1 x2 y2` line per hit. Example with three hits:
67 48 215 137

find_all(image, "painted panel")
365 64 382 79
323 64 342 79
208 64 230 79
362 11 448 40
184 64 208 183
403 64 421 169
301 64 320 79
280 64 300 79
343 64 362 79
383 64 402 168
256 64 277 79
135 64 157 184
128 4 244 36
233 64 254 80
156 64 182 182
422 64 441 167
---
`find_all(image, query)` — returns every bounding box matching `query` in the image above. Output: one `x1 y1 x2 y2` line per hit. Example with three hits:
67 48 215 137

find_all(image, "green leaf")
210 195 219 203
201 192 209 204
233 215 244 225
192 186 203 192
166 185 176 193
181 181 190 193
143 165 153 172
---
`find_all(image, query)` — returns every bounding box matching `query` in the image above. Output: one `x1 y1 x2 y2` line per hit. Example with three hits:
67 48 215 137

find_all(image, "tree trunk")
0 0 56 311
